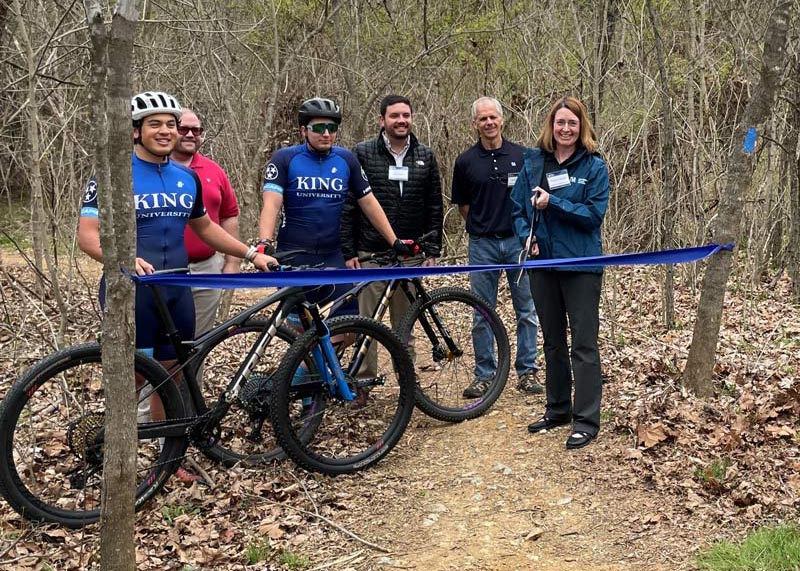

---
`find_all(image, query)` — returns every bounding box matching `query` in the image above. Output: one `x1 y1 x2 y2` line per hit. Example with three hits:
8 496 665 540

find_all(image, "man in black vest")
452 96 541 398
341 95 443 404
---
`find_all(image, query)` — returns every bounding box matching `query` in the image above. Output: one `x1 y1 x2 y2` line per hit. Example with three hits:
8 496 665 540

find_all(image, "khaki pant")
189 253 225 389
357 252 425 377
189 253 225 337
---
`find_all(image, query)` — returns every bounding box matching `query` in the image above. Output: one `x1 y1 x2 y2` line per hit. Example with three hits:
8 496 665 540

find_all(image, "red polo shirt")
183 152 240 262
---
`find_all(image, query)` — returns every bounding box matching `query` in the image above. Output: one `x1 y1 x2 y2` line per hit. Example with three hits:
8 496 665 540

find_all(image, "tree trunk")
687 0 707 293
84 1 139 569
683 0 792 396
12 0 69 343
593 0 619 123
0 0 8 46
646 0 677 329
787 53 800 301
13 0 46 282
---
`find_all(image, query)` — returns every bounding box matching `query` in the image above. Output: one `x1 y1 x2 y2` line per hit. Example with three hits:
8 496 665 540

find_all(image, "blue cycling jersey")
262 143 371 254
81 154 206 270
81 154 206 358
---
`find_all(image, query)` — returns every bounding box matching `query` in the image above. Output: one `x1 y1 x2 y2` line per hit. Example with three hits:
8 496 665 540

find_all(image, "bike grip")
400 239 420 255
417 231 437 243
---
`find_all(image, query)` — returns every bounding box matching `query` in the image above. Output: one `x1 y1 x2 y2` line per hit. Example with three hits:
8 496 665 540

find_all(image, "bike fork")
417 301 462 360
301 304 357 401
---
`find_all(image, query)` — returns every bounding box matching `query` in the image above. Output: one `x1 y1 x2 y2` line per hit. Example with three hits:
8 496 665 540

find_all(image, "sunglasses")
177 126 204 136
307 122 339 134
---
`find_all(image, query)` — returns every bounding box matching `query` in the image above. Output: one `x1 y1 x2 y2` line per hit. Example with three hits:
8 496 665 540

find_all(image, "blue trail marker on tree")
743 128 757 154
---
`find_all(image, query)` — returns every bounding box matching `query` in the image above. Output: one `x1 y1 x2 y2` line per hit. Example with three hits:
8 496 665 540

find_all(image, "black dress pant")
529 270 602 435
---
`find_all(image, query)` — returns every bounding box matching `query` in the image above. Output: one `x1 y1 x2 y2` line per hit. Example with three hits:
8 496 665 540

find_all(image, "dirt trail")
324 389 702 571
0 256 719 570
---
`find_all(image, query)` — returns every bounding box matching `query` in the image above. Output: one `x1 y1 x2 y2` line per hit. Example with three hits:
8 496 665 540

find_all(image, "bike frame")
135 279 356 444
321 255 463 363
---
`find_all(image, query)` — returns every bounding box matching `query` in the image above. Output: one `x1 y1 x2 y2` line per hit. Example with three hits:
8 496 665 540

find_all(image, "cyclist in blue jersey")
79 90 276 356
258 97 412 313
78 91 277 482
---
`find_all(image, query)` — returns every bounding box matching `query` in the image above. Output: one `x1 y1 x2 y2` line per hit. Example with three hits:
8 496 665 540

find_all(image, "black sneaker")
527 416 569 433
516 371 543 394
462 378 489 399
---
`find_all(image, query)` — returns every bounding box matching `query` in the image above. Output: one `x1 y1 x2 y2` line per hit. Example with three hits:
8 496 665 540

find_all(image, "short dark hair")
380 95 413 117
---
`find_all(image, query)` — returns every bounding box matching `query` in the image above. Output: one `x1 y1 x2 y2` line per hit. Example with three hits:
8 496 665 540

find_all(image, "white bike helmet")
130 91 182 121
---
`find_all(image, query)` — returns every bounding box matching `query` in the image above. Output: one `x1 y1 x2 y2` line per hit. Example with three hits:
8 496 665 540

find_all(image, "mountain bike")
321 237 511 423
0 266 415 528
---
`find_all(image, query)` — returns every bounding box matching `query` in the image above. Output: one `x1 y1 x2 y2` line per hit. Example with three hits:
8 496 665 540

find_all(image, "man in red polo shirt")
172 108 241 337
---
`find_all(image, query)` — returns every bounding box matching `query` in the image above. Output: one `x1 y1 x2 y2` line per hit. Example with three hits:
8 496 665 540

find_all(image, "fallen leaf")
524 527 544 541
637 422 668 448
624 448 643 460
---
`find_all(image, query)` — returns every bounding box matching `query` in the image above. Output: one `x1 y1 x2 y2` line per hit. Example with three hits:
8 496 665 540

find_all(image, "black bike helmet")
297 97 341 126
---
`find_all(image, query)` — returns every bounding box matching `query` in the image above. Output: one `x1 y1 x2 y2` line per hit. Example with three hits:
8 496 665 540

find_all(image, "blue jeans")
468 234 539 380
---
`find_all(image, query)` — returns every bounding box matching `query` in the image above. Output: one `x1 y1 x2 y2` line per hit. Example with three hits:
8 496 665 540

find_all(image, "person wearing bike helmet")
79 90 276 348
258 96 412 314
78 90 278 481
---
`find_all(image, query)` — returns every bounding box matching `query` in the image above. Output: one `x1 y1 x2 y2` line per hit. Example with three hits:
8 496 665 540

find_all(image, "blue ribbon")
132 244 732 289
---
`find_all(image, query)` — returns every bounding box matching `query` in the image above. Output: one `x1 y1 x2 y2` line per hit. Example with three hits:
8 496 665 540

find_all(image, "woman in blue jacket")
511 96 610 449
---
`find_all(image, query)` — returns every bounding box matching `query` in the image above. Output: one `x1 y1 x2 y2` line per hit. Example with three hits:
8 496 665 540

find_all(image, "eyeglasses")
307 122 339 134
177 126 204 136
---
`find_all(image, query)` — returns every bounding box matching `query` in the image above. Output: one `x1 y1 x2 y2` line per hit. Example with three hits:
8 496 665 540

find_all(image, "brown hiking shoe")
462 378 490 399
349 388 370 409
516 371 543 394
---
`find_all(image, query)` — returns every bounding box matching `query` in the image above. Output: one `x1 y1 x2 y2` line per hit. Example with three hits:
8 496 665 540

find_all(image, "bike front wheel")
0 343 186 528
398 286 510 422
270 316 416 475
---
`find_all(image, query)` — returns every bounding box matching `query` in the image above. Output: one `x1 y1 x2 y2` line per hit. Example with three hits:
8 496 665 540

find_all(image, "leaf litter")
1 262 799 569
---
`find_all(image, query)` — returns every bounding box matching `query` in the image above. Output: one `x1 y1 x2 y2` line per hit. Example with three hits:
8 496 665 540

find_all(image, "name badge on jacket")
507 173 519 188
546 169 570 190
388 166 409 181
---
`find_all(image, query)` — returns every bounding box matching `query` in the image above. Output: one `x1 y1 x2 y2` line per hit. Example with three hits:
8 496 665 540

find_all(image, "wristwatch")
256 238 276 256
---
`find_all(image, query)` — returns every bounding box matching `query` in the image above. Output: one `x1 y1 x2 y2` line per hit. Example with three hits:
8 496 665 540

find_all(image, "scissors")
515 188 540 285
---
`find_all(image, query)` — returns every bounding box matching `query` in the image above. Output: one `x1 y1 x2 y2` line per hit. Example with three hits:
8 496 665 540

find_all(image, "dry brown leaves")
601 265 800 533
1 261 799 569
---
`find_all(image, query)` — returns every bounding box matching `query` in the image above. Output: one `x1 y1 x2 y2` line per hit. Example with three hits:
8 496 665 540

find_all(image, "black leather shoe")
527 416 569 433
566 430 596 449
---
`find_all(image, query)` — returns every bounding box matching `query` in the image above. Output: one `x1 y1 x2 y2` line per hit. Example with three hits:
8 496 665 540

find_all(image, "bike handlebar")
357 231 438 265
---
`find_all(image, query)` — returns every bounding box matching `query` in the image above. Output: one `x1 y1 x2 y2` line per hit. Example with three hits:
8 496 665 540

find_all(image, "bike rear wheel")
398 286 510 422
270 316 415 475
0 343 186 528
193 320 323 466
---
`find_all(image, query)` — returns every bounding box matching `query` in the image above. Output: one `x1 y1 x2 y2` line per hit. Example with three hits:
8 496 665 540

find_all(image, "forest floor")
1 251 799 571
